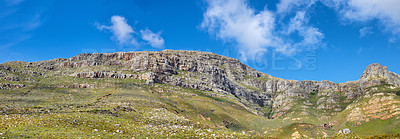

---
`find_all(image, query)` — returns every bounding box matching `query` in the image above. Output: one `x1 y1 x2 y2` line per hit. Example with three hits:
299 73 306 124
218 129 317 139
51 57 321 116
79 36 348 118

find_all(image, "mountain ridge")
4 50 397 83
1 50 400 138
2 50 400 115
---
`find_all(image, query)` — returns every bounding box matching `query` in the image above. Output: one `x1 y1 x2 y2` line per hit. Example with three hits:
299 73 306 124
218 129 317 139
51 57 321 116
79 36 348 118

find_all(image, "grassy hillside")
0 67 276 138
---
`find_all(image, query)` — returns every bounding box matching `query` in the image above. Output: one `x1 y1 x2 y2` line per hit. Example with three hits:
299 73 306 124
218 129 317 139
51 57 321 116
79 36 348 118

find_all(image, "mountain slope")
0 50 399 138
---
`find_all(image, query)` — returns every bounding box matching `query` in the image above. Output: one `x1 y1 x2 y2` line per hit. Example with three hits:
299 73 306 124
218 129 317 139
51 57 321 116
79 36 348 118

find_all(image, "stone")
343 128 351 134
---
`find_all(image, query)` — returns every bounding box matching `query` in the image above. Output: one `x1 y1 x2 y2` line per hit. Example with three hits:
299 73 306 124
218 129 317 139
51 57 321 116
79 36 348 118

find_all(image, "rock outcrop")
359 63 400 88
346 92 400 123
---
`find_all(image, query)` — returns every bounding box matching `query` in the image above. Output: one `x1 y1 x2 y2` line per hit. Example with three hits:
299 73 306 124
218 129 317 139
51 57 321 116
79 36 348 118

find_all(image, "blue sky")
1 0 400 83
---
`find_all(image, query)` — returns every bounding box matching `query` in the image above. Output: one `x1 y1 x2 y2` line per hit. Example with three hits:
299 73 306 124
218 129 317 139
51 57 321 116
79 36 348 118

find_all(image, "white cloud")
3 0 24 6
0 13 43 32
97 15 164 49
389 37 397 43
0 35 31 50
356 47 366 54
23 13 42 31
318 0 400 35
319 0 345 9
0 1 44 49
201 0 324 61
276 0 316 14
343 0 400 34
140 29 165 49
201 0 277 61
287 11 324 50
97 15 137 46
359 27 373 38
277 0 400 45
344 0 400 21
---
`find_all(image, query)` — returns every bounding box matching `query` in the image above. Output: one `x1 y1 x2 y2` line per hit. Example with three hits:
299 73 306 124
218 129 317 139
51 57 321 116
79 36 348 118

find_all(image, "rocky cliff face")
1 50 400 119
359 63 400 87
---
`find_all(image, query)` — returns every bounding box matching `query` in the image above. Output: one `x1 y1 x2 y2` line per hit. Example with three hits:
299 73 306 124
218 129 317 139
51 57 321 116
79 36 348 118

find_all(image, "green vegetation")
0 65 275 138
367 83 400 96
350 117 400 136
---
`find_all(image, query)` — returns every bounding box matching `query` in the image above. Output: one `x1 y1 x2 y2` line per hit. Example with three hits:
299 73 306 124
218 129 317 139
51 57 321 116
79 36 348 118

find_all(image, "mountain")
1 50 399 138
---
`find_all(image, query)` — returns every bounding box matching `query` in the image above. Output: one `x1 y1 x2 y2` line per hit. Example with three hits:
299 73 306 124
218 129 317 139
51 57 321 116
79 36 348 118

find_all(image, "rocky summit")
0 50 399 138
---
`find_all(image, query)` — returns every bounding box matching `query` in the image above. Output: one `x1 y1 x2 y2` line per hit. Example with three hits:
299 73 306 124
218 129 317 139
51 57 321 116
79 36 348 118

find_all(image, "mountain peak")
360 63 387 79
